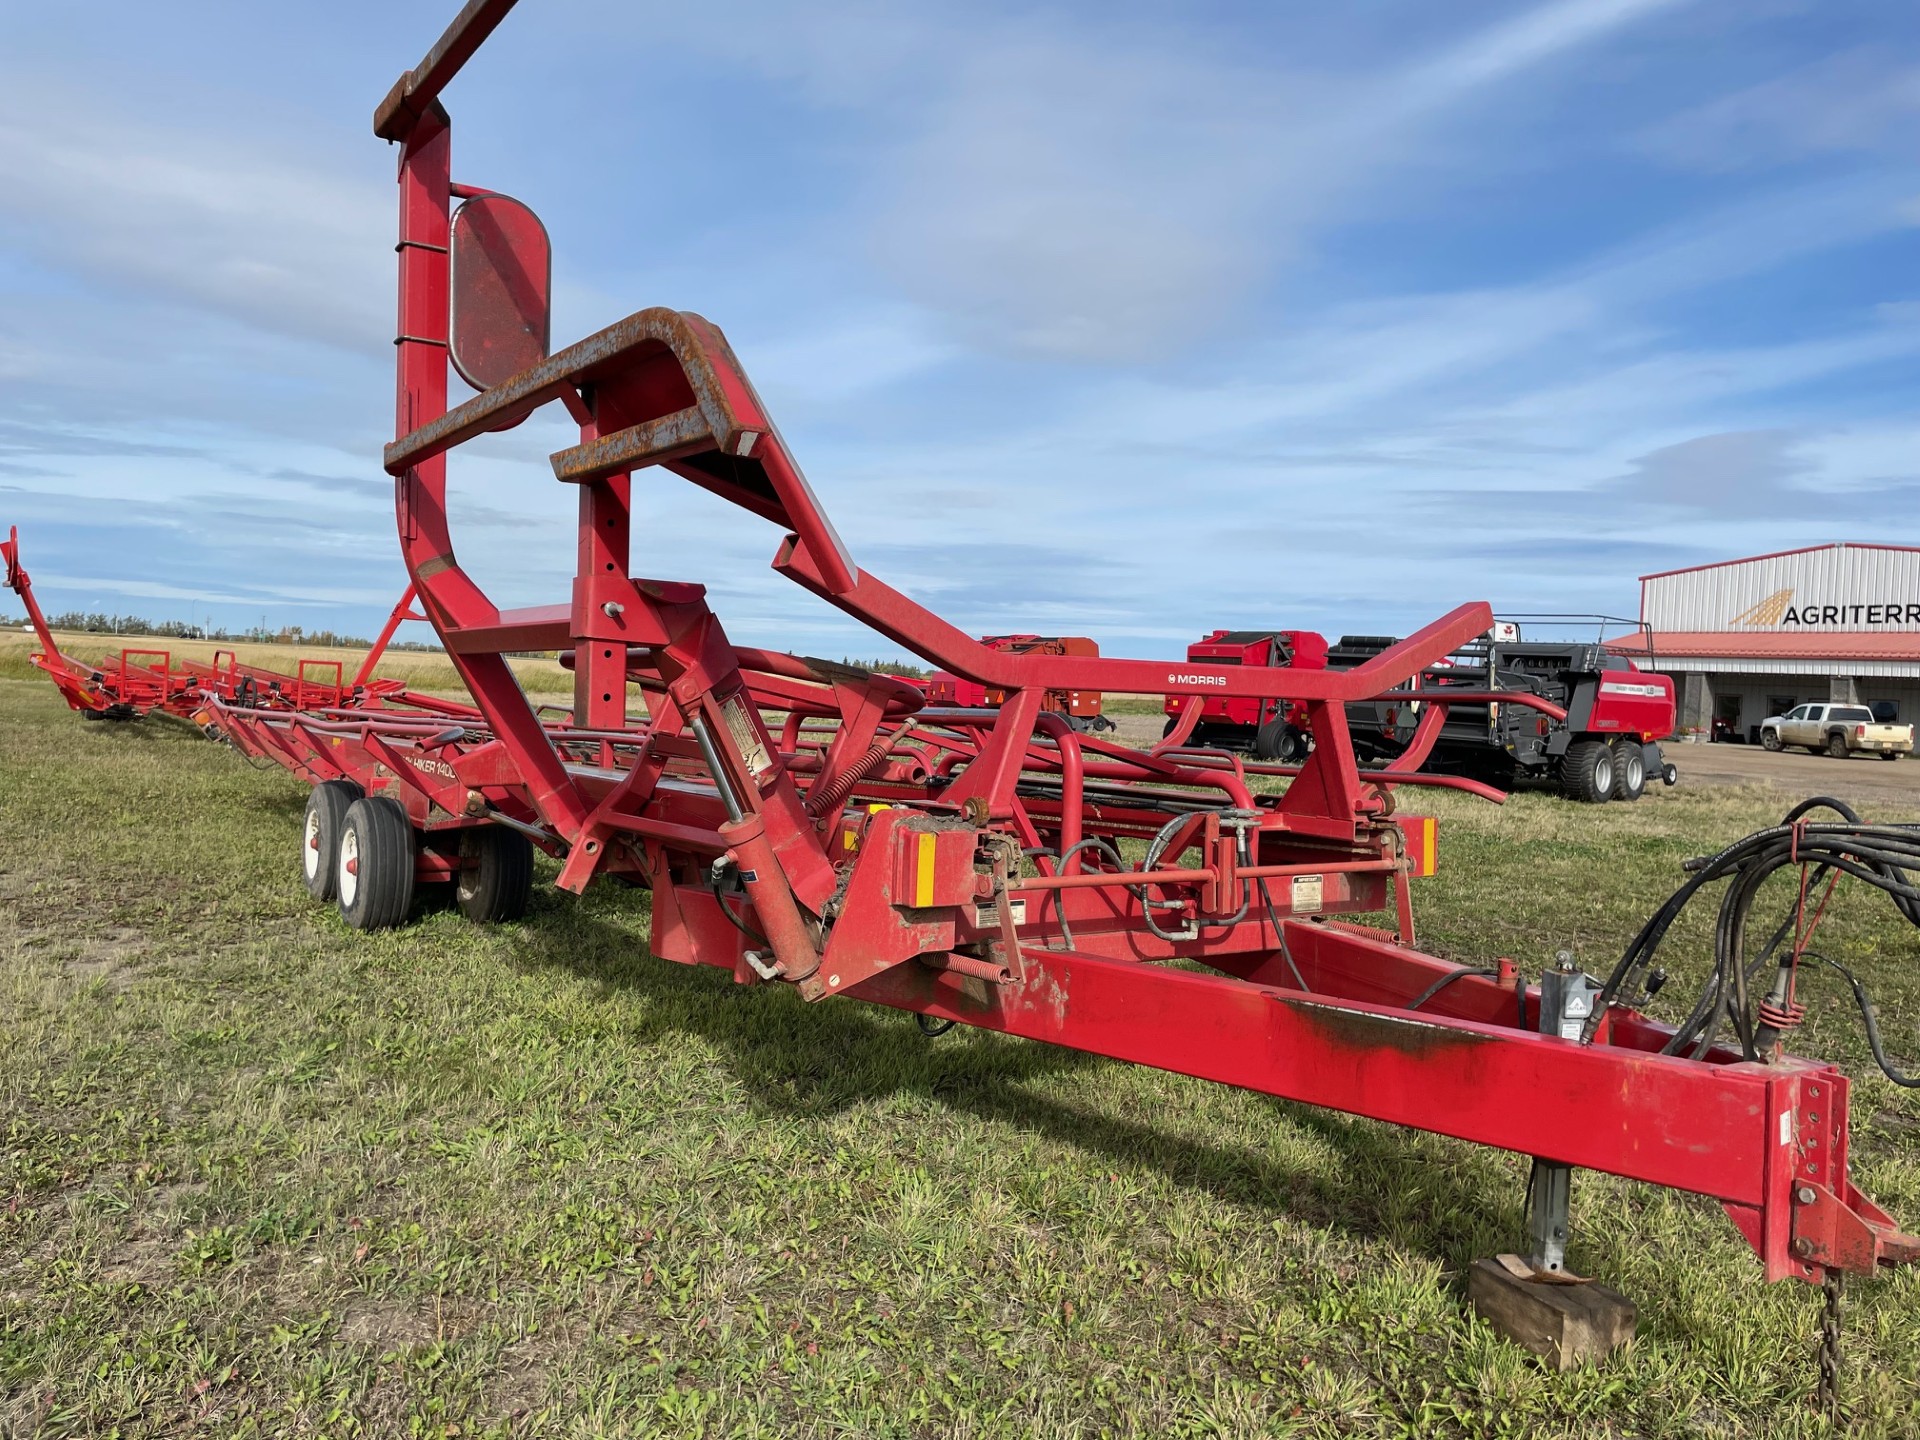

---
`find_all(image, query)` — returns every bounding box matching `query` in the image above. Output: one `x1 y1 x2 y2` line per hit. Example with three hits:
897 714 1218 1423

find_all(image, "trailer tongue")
189 0 1920 1385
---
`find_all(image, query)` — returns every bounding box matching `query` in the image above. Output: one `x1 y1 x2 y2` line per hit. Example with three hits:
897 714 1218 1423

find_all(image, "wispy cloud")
1638 49 1920 173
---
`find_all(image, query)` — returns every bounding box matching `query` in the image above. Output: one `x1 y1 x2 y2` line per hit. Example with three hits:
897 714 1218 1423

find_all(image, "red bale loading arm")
332 0 1920 1346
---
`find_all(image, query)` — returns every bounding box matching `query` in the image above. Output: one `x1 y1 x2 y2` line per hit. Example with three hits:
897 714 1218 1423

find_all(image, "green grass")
3 677 1919 1438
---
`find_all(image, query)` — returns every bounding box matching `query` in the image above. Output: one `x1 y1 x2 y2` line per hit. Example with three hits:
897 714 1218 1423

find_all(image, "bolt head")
1796 1185 1818 1205
1792 1237 1814 1258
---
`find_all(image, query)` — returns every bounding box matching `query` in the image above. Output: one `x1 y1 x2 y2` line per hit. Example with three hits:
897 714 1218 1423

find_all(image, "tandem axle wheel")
298 785 533 931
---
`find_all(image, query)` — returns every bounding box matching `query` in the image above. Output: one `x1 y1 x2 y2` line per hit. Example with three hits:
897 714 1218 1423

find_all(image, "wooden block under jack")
1467 1256 1636 1371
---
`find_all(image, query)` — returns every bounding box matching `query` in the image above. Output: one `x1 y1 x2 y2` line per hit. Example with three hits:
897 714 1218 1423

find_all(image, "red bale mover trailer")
129 0 1920 1389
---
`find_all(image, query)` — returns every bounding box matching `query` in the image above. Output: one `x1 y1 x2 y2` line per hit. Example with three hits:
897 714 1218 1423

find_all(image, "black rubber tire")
336 796 415 931
1252 718 1289 761
1610 742 1647 801
456 826 535 924
1277 725 1309 764
1827 731 1849 759
301 780 363 902
1560 740 1615 803
1760 730 1781 751
1161 716 1179 740
1881 752 1900 761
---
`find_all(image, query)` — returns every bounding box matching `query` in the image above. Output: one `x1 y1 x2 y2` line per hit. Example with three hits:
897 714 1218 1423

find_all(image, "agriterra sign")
1731 588 1920 628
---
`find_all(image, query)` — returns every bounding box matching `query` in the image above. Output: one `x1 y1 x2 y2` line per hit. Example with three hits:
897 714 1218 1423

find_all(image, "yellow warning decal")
915 831 937 907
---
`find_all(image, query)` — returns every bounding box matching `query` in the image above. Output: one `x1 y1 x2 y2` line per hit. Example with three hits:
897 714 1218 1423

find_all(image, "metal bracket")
1527 1160 1573 1275
1791 1180 1920 1272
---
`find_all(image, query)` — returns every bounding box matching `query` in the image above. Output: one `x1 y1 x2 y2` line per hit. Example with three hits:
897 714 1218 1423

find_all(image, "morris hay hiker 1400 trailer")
175 0 1920 1390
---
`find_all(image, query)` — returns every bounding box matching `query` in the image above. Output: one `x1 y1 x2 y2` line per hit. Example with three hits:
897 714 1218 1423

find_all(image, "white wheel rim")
1625 754 1643 790
1594 754 1613 794
339 826 360 908
303 810 322 881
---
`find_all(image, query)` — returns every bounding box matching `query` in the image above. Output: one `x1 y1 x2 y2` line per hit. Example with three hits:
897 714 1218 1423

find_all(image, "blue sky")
1 0 1915 657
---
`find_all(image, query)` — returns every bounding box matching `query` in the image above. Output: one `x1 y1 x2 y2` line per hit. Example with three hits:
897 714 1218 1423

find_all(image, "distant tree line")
28 609 443 652
10 607 924 672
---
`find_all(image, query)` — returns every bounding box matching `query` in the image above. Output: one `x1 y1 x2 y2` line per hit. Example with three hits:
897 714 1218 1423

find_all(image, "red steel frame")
221 0 1917 1295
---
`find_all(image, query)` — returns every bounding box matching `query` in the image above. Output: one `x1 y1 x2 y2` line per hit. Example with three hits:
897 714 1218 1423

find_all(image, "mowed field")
5 676 1920 1438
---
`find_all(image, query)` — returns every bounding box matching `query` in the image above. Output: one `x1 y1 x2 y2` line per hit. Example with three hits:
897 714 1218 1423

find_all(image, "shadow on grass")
504 899 1523 1271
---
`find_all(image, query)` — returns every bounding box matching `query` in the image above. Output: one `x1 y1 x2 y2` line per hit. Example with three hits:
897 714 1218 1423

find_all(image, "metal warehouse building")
1607 543 1920 744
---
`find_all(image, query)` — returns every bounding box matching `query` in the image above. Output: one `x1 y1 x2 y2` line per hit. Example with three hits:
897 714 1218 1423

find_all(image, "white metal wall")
1644 545 1920 634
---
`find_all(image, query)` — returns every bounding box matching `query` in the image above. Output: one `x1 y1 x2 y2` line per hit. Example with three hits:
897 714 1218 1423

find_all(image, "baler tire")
302 780 363 903
1561 740 1615 803
1827 732 1849 760
1761 730 1782 751
457 826 535 924
1252 719 1288 761
336 796 415 931
1610 742 1646 802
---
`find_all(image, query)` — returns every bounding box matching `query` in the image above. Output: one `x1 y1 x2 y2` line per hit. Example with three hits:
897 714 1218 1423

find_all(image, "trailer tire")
336 796 415 931
302 780 363 902
457 826 534 924
1827 732 1849 760
1609 742 1646 801
1561 740 1615 803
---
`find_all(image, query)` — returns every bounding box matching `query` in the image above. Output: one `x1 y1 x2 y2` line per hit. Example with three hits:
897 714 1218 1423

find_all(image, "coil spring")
805 736 894 817
1757 996 1808 1034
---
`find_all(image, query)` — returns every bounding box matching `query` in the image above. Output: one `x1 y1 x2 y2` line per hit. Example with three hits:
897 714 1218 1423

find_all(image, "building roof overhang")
1607 630 1920 664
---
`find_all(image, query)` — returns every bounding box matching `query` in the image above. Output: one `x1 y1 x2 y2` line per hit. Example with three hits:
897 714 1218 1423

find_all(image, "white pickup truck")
1759 704 1912 760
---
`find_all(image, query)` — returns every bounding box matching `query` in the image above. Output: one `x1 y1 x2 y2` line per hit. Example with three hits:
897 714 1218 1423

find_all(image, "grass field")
4 676 1919 1438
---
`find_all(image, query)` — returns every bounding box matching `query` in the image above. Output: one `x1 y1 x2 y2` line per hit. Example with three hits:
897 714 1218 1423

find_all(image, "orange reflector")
1403 815 1438 878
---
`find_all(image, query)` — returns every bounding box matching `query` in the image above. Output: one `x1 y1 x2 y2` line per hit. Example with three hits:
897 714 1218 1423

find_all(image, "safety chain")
1817 1268 1844 1426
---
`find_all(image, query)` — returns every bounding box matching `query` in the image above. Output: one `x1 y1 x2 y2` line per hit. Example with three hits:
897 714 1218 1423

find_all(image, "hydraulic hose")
1585 798 1920 1081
